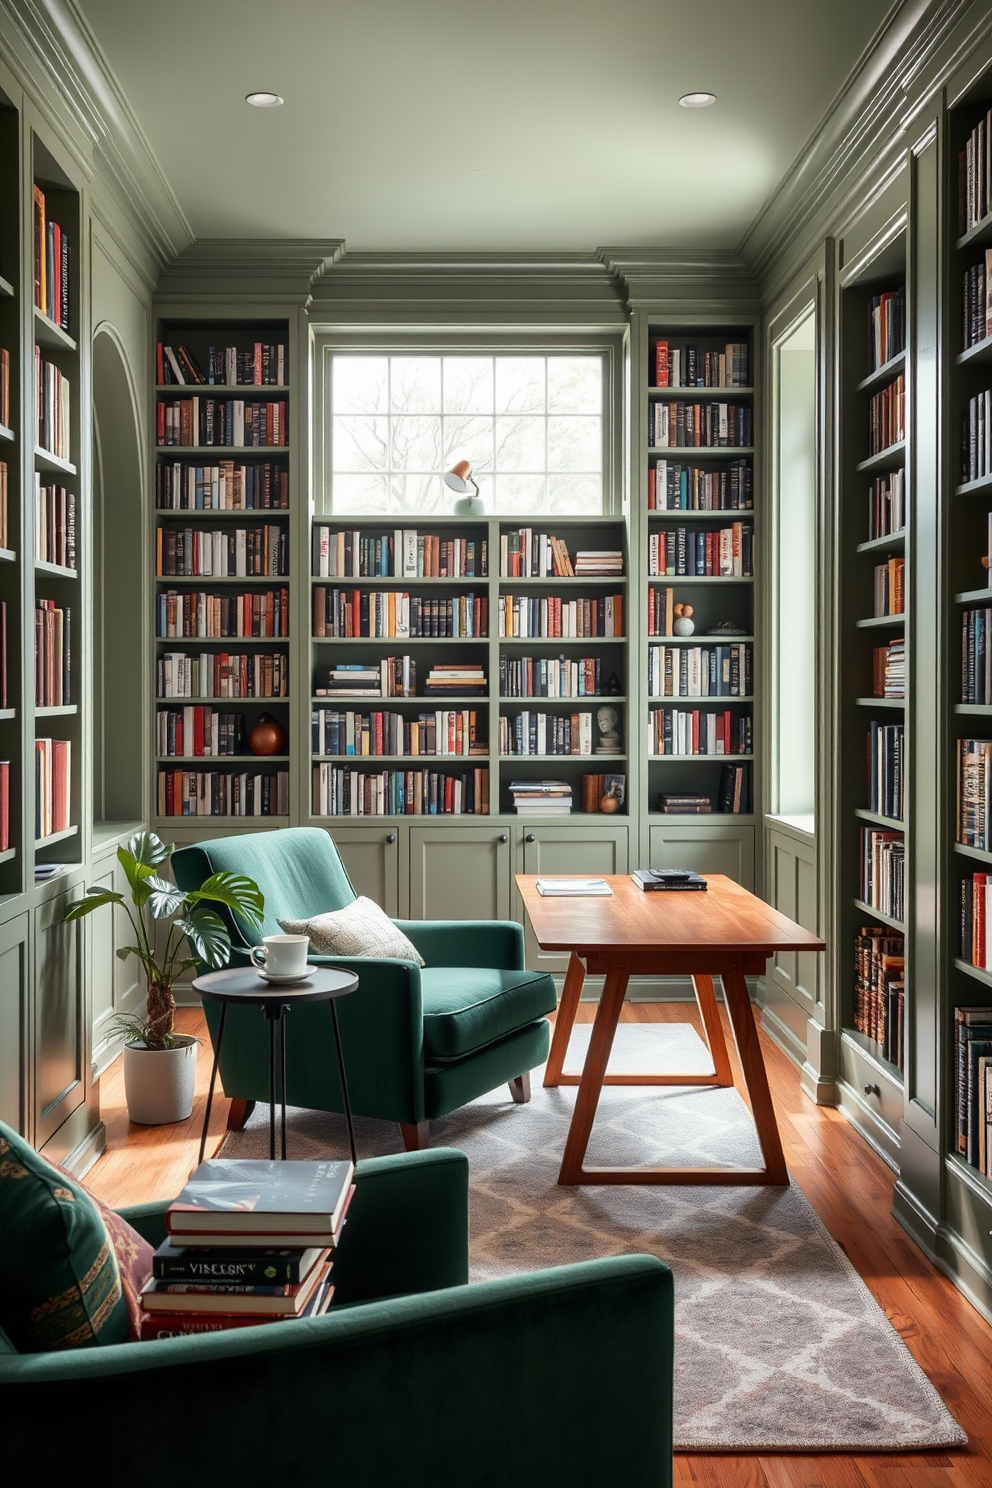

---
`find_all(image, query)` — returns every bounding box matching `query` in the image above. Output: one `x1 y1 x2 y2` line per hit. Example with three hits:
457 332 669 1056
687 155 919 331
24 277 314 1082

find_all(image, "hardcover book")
166 1159 354 1236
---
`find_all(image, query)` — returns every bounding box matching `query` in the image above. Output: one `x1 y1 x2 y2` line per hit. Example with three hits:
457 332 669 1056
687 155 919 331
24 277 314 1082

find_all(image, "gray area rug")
220 1023 966 1452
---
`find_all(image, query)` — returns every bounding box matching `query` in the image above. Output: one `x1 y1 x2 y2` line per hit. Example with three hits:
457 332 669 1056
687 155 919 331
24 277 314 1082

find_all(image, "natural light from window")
327 353 604 516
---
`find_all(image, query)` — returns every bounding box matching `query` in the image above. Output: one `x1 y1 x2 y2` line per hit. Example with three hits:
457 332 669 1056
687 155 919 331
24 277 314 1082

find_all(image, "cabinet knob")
498 833 508 844
863 1083 880 1098
386 833 396 844
525 834 535 843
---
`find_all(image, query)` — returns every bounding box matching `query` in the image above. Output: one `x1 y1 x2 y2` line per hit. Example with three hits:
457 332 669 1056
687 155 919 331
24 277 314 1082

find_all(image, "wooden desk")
516 873 826 1187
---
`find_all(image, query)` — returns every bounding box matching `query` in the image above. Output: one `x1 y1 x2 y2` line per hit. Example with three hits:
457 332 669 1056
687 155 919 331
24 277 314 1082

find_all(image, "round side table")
192 966 359 1164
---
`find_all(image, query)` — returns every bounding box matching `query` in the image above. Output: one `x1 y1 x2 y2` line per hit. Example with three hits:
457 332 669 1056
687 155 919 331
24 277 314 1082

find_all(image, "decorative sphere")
248 712 287 756
673 616 695 637
600 791 620 814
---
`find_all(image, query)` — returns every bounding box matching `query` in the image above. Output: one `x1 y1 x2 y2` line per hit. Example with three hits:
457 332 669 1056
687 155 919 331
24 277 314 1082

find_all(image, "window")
325 351 608 516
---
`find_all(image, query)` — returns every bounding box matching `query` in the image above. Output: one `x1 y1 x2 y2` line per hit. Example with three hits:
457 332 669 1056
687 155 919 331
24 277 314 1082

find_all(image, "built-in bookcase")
837 228 909 1092
152 315 294 828
0 85 21 893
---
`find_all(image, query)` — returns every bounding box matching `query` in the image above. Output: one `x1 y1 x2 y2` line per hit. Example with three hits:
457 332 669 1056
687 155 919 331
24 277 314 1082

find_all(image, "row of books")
0 462 8 549
961 607 992 704
0 759 8 852
156 342 287 388
32 186 70 332
874 557 905 617
867 375 905 457
35 599 70 707
859 826 906 923
156 398 287 448
648 708 752 757
867 720 904 821
312 589 488 639
311 708 484 759
498 655 611 698
498 530 622 578
868 470 905 540
647 458 753 511
0 347 9 427
579 772 625 812
957 108 992 236
962 388 992 484
35 350 70 462
157 651 289 700
157 769 290 818
497 594 623 639
156 460 289 511
510 779 572 816
498 712 597 757
652 763 751 814
872 638 905 698
316 657 419 699
137 1158 350 1340
156 525 288 579
35 737 70 839
867 287 906 373
312 765 489 817
852 926 904 1071
647 525 752 579
156 588 290 639
653 341 750 388
313 528 486 580
650 402 752 449
954 1008 992 1176
962 251 992 350
155 709 254 758
957 738 992 850
647 643 752 699
36 483 76 569
961 873 992 971
0 600 5 710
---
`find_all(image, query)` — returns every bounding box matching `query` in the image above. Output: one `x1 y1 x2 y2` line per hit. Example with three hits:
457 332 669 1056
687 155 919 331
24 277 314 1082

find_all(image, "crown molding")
599 248 760 310
156 239 345 303
0 0 192 269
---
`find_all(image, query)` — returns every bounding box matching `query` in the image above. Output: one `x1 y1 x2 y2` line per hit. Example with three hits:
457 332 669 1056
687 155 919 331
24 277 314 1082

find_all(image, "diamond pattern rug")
220 1023 966 1451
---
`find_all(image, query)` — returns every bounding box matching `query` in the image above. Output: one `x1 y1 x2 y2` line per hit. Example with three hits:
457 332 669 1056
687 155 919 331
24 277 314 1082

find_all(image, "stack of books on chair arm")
139 1159 353 1340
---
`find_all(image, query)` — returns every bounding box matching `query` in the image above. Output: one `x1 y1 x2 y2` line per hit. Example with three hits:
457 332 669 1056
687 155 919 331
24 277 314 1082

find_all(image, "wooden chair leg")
400 1121 430 1152
226 1098 255 1132
508 1071 531 1104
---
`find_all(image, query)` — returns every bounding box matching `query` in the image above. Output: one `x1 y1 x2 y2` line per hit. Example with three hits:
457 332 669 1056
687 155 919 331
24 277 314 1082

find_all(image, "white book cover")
403 530 418 577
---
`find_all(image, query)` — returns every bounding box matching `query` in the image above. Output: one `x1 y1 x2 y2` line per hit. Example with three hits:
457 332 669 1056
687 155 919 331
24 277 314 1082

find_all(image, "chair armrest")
393 919 525 970
115 1202 170 1248
0 1256 673 1488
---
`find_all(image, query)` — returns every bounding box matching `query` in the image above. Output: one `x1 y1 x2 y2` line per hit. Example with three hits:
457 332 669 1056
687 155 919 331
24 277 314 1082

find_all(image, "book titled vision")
166 1159 354 1240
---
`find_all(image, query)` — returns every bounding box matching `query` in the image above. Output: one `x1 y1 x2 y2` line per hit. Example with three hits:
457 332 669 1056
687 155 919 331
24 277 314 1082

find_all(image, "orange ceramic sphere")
248 713 287 756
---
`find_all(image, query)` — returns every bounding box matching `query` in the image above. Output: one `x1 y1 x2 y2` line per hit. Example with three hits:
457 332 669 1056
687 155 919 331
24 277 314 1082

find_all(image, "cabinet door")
518 824 630 975
408 826 511 922
34 886 86 1146
0 914 30 1136
648 822 755 891
90 859 143 1077
324 825 400 917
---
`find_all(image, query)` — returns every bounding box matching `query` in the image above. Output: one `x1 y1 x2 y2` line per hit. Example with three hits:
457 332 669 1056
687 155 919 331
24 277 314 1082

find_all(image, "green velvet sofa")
172 828 557 1150
0 1150 675 1488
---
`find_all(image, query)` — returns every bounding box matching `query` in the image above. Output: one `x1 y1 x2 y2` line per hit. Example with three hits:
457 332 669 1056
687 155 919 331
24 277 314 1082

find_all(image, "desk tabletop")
515 874 826 956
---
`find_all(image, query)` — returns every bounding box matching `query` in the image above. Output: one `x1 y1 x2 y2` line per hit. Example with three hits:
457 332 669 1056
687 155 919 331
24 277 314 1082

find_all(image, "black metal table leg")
265 1003 278 1161
198 1001 228 1166
279 1003 289 1161
329 998 357 1165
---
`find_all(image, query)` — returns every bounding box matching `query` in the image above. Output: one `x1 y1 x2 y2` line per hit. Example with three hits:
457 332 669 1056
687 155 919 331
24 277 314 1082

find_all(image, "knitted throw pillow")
278 896 425 966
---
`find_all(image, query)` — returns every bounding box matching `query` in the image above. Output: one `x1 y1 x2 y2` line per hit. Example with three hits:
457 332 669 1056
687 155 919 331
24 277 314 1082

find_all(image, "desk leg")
721 969 788 1185
198 1002 227 1167
557 969 629 1185
544 952 585 1088
692 975 735 1087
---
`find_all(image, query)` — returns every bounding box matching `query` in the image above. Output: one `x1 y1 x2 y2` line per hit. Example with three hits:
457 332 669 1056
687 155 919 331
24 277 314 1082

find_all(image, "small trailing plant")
64 831 264 1050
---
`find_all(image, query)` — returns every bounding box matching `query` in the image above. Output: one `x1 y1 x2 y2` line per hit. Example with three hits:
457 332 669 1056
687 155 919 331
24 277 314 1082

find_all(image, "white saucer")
253 966 316 985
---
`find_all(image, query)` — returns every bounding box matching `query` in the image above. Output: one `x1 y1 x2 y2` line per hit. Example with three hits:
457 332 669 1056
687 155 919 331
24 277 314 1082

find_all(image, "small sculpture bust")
595 705 621 754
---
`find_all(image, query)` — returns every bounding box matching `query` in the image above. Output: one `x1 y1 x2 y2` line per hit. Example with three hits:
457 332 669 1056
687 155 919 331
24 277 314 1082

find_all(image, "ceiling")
77 0 897 254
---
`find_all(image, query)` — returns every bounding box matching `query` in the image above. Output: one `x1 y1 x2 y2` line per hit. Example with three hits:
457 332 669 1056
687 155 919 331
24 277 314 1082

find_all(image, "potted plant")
64 831 264 1125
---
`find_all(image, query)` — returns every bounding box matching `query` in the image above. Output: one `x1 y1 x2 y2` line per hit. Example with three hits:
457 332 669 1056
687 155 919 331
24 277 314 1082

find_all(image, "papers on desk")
535 878 613 897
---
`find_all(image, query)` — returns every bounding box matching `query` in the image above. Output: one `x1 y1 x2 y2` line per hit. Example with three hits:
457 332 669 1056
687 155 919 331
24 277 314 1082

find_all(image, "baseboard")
933 1224 992 1327
799 1064 839 1105
60 1120 107 1180
834 1080 901 1172
756 1001 807 1068
892 1177 940 1261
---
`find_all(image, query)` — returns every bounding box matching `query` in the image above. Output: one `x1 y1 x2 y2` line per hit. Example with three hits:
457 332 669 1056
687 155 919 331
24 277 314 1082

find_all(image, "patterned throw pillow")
278 896 425 966
54 1166 154 1343
0 1123 129 1352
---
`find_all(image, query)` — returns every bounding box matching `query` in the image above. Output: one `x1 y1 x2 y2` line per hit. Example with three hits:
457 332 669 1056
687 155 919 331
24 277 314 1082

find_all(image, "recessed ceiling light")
679 92 717 109
246 92 284 108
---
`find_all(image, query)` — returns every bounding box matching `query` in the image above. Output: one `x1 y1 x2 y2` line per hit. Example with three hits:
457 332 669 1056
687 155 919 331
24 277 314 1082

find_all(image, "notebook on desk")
535 878 613 897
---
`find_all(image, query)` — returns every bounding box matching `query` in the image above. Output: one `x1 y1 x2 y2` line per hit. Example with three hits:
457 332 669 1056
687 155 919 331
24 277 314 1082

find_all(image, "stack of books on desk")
138 1158 353 1340
509 779 572 816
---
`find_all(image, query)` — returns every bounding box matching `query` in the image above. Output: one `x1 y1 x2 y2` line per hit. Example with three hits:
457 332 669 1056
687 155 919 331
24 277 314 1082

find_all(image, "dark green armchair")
172 828 557 1150
0 1150 675 1487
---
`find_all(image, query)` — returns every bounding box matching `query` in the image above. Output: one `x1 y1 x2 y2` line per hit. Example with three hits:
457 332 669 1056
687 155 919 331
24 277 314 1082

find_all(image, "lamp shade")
443 460 474 494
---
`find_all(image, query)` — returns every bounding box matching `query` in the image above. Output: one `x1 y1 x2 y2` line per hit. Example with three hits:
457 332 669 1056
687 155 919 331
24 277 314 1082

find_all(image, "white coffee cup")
250 934 310 979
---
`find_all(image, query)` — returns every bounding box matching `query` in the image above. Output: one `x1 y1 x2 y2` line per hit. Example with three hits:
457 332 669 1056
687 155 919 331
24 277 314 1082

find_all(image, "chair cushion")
0 1123 130 1353
420 967 556 1062
278 897 425 966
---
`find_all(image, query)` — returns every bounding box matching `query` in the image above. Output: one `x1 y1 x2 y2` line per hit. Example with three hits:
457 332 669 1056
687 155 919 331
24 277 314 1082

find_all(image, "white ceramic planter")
123 1037 197 1125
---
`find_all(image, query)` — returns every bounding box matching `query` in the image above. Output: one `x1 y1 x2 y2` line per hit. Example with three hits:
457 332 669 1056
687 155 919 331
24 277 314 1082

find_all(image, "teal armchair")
172 828 557 1150
1 1150 675 1487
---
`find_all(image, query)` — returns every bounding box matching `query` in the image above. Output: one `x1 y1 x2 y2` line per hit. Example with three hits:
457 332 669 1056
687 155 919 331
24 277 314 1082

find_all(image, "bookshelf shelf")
646 575 753 586
856 350 907 393
856 530 906 554
856 442 906 474
36 704 77 717
152 816 290 828
156 445 288 457
647 812 756 824
956 474 992 497
856 695 905 708
498 635 625 647
953 957 992 990
0 422 13 442
312 635 487 646
855 807 904 830
0 546 15 563
955 586 992 604
855 613 906 628
34 446 76 476
649 753 752 762
646 633 754 644
155 385 290 395
955 702 992 715
647 446 754 458
32 306 76 351
34 824 78 849
35 559 76 579
164 695 293 706
853 898 905 933
316 754 483 764
956 333 992 366
500 754 627 762
953 842 992 866
312 695 485 706
0 709 15 721
502 695 626 704
957 207 992 250
498 577 627 588
647 386 754 398
158 636 290 646
312 575 485 588
0 848 15 866
0 271 14 298
648 509 755 521
156 508 291 520
157 574 289 585
155 755 290 765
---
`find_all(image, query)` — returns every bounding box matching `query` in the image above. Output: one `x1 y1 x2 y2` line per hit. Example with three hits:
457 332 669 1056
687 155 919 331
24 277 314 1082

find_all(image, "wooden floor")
84 1001 991 1488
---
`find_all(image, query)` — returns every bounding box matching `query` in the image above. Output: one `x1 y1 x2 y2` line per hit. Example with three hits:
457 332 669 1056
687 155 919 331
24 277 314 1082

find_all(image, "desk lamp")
443 460 485 516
